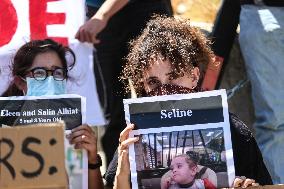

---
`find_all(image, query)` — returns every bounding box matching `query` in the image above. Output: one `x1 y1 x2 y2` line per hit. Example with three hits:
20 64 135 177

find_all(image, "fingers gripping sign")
233 176 259 188
118 124 140 157
66 124 98 163
114 124 139 189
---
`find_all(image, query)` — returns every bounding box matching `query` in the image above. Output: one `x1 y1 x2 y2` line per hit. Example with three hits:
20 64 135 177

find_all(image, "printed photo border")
124 89 235 189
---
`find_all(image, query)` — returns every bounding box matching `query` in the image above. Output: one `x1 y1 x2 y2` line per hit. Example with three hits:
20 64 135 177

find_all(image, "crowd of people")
1 0 283 188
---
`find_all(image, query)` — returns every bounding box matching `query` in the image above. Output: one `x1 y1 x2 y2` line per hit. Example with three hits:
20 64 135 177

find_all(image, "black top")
241 0 284 6
210 0 284 60
229 114 272 185
104 113 273 186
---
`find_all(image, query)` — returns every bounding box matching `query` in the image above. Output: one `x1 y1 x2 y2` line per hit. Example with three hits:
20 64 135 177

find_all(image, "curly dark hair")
122 15 214 96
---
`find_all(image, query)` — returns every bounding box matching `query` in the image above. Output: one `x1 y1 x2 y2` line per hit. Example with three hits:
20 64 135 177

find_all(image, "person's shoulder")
229 112 254 141
202 178 217 189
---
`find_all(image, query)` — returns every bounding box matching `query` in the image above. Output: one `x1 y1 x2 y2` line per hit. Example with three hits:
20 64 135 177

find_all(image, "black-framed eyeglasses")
29 67 67 81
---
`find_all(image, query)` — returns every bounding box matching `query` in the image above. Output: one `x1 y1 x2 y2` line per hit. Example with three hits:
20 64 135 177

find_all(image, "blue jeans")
239 5 284 184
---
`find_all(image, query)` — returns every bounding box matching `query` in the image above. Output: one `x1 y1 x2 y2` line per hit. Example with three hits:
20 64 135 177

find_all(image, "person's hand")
66 124 98 163
75 12 108 44
161 171 173 189
233 176 259 188
116 123 139 177
114 124 139 189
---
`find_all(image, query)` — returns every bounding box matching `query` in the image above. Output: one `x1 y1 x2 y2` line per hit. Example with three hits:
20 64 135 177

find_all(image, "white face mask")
26 76 66 96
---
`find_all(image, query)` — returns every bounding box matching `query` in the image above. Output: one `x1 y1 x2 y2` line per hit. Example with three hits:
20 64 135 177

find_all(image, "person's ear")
14 76 27 92
191 165 198 176
191 67 200 89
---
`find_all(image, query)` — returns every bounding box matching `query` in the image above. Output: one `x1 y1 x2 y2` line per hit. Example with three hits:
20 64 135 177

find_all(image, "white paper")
0 0 105 126
124 89 235 189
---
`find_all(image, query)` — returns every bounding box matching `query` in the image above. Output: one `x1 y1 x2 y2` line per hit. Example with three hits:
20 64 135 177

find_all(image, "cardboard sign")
124 89 235 189
0 0 105 126
0 122 67 189
0 94 85 130
0 94 88 189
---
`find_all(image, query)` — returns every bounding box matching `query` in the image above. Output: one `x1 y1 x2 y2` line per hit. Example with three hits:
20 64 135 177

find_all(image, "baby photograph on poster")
133 128 227 189
124 90 235 189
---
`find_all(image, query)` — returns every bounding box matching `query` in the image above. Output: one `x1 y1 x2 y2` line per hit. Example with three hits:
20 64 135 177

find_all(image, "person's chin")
172 176 180 183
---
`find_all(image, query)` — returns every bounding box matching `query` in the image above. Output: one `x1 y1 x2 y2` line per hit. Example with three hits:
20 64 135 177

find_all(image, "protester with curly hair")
104 15 273 189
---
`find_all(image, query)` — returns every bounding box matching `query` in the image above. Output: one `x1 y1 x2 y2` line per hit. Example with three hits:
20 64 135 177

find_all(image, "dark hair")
186 151 200 164
122 15 214 96
1 39 76 97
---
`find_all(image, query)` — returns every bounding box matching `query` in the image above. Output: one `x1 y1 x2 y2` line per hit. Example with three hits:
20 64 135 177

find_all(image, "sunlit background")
172 0 221 24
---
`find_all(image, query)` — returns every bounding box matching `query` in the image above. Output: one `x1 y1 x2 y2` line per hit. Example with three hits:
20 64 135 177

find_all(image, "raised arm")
75 0 129 43
114 124 139 189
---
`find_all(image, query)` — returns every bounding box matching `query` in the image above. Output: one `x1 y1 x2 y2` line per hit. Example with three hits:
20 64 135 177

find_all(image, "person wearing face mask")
1 39 104 189
102 16 273 188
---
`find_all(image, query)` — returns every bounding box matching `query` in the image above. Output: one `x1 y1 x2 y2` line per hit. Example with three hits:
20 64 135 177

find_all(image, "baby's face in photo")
170 156 197 184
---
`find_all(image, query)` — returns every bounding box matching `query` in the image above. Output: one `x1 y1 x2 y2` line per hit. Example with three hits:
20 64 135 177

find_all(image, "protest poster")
0 94 88 189
0 122 67 189
124 89 235 189
0 94 85 130
0 0 105 126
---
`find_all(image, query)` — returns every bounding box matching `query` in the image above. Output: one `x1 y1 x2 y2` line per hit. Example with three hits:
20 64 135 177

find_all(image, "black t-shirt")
104 113 273 186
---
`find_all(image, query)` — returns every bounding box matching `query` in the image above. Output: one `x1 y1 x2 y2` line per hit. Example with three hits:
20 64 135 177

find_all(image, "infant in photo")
161 154 216 189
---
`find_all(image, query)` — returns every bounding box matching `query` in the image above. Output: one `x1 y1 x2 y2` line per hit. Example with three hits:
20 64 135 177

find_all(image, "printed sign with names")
124 89 235 189
0 94 85 130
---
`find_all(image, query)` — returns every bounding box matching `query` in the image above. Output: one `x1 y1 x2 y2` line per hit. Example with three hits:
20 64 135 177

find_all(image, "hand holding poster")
123 90 235 189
